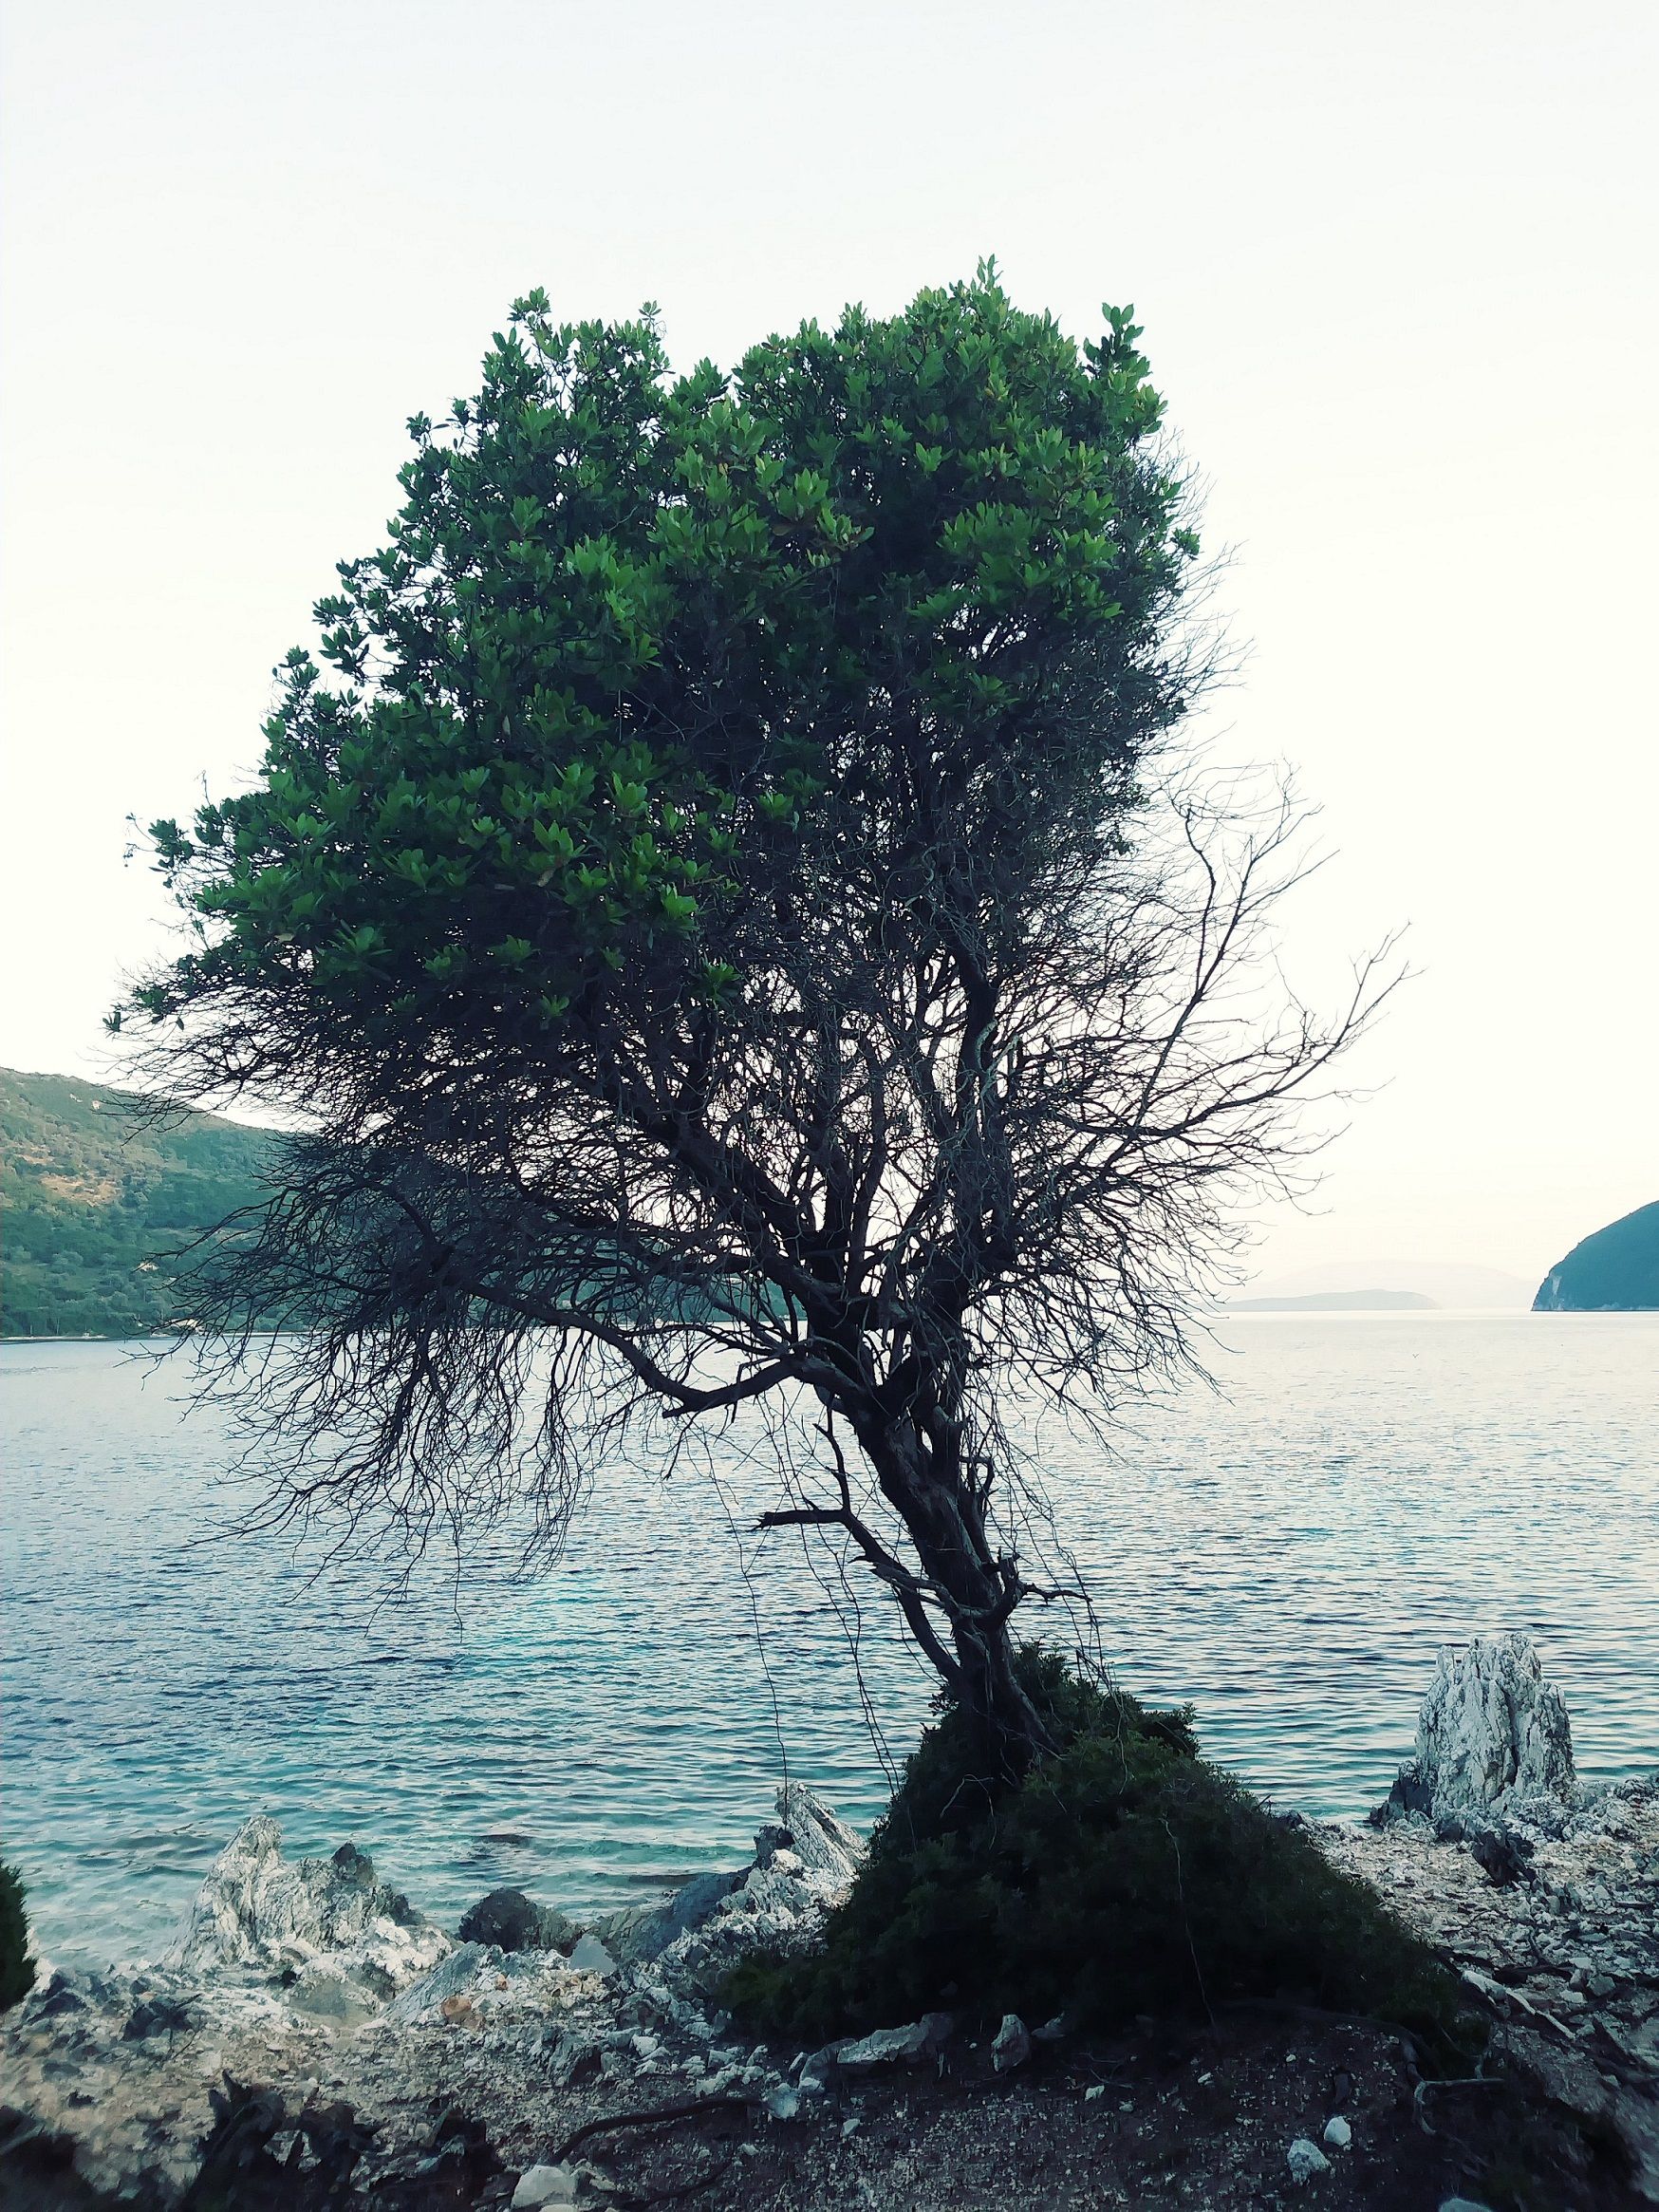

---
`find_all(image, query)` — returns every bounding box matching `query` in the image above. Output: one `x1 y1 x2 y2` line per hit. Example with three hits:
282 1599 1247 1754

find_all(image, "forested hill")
0 1067 276 1339
1533 1200 1659 1312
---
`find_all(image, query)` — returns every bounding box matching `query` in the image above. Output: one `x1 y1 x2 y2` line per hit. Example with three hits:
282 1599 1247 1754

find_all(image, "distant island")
0 1068 273 1339
1228 1289 1437 1313
1533 1200 1659 1311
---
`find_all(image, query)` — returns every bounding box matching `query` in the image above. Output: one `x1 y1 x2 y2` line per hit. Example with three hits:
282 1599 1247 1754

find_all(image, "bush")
726 1652 1465 2053
0 1860 36 2011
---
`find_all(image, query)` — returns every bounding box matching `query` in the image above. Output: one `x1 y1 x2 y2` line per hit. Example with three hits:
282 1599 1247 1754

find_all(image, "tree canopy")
144 268 1193 1098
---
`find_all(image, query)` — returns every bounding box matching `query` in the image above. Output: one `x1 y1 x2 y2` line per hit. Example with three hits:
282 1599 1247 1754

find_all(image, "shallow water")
2 1316 1655 1966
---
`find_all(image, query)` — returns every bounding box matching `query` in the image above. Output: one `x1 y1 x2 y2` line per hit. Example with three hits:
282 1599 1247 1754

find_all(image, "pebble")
1321 2114 1351 2148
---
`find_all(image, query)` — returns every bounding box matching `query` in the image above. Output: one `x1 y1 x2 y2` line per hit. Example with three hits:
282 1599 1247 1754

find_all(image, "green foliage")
725 1653 1465 2052
0 1861 35 2011
140 266 1195 1095
0 1068 274 1338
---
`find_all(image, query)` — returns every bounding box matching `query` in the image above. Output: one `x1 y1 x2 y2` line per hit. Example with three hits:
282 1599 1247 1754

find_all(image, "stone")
1439 2201 1497 2212
991 2013 1032 2072
385 1942 495 2023
1286 2136 1331 2183
164 1817 449 1995
1470 1828 1535 1886
590 1869 744 1965
836 2013 952 2071
1381 1635 1575 1828
1320 2114 1351 2148
762 2084 800 2120
774 1782 864 1892
512 2164 585 2208
569 1932 617 1978
457 1887 577 1954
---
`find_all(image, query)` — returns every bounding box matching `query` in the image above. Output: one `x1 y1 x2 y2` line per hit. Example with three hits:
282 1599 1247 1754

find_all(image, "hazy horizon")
4 1 1654 1288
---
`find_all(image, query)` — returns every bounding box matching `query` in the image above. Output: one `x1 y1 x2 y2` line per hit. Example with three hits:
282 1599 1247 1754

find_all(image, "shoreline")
4 1640 1657 2208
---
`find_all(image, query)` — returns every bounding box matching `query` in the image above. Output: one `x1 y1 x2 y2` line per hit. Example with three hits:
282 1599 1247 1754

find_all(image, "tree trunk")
850 1403 1056 1785
949 1609 1055 1783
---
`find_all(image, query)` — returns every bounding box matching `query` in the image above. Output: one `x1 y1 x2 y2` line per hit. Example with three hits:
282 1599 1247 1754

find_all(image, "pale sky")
3 0 1654 1288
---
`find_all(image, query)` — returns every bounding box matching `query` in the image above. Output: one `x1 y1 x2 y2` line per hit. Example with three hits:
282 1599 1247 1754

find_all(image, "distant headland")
1533 1200 1659 1311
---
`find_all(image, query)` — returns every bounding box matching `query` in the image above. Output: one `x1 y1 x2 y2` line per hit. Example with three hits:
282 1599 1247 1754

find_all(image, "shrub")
726 1652 1465 2053
0 1860 36 2011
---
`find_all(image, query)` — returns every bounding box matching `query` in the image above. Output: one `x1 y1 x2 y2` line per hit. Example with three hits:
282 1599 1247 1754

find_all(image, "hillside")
1 1067 277 1339
1533 1199 1659 1311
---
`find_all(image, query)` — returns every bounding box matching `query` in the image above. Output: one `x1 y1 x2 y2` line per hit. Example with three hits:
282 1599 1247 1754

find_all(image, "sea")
3 1315 1656 1969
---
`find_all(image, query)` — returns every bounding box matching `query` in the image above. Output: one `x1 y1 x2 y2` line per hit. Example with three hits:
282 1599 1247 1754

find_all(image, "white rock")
774 1783 864 1893
991 2013 1032 2072
836 2015 949 2070
164 1817 448 1993
1286 2137 1331 2184
512 2165 582 2208
1084 2084 1107 2103
1321 2114 1351 2148
762 2084 800 2121
1387 1635 1575 1824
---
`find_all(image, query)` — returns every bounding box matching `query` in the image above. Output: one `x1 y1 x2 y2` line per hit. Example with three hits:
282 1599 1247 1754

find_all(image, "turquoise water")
3 1316 1656 1967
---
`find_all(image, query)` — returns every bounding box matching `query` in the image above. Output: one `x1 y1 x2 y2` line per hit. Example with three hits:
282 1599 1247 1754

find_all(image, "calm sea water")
3 1317 1655 1968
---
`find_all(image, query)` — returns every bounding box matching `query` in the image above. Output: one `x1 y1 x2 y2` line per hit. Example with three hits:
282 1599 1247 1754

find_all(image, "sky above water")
2 0 1654 1286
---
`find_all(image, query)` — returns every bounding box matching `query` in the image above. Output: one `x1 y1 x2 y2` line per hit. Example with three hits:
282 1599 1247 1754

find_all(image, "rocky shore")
3 1639 1655 2211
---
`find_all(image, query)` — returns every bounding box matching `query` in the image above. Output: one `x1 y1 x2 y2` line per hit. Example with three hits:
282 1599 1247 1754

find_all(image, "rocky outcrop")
1376 1633 1576 1835
1332 1635 1659 2199
165 1816 451 1997
0 1783 861 2205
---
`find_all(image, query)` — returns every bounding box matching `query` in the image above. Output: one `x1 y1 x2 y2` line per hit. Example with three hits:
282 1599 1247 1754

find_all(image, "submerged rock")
164 1817 449 1994
1377 1634 1575 1832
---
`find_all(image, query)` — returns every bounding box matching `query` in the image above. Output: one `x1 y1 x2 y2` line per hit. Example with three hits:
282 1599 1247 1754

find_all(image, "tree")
134 268 1387 1778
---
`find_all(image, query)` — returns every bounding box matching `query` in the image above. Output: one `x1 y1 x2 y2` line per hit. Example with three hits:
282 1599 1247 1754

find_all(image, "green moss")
0 1860 36 2011
726 1652 1467 2056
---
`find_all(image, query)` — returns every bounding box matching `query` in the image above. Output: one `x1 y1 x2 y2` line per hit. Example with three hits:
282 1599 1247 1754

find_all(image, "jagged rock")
569 1933 617 1978
165 1818 449 1995
1321 2114 1351 2148
1286 2135 1331 2183
991 2012 1031 2072
836 2013 953 2071
457 1888 577 1954
774 1783 863 1891
1379 1635 1575 1831
385 1943 499 2023
590 1869 744 1965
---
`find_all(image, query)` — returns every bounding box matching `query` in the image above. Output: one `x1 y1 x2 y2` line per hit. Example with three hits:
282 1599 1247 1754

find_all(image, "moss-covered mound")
727 1653 1463 2052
